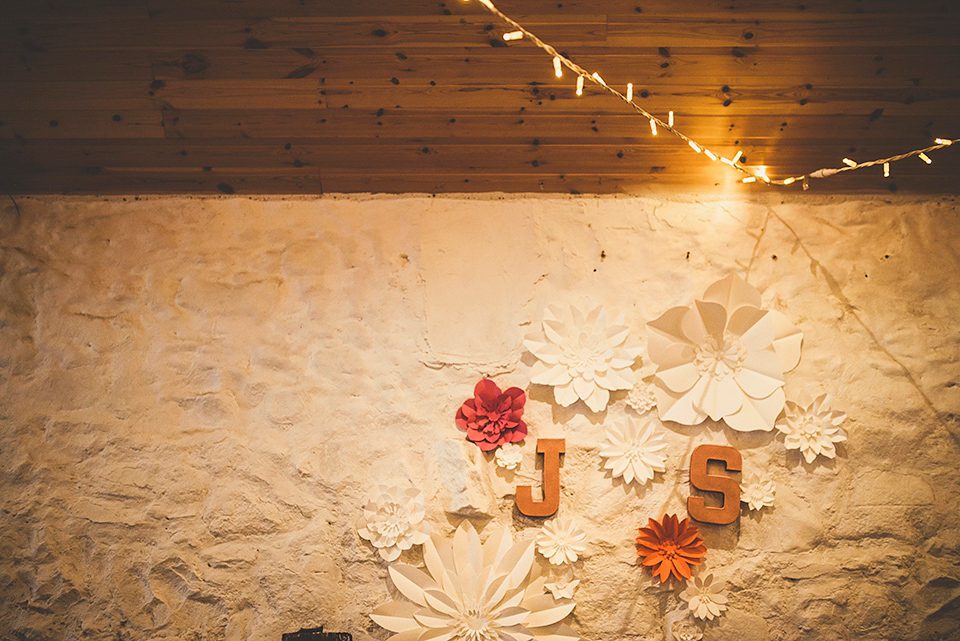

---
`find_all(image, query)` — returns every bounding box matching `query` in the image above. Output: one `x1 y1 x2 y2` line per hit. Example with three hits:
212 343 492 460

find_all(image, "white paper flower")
740 474 776 510
647 274 803 431
679 573 729 621
671 619 704 641
599 418 668 486
776 392 847 463
370 521 578 641
357 485 430 562
495 442 523 470
536 517 587 565
625 382 658 414
544 567 580 599
525 305 642 412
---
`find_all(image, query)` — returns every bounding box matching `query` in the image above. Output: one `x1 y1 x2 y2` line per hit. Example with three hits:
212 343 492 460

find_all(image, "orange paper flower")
636 513 706 583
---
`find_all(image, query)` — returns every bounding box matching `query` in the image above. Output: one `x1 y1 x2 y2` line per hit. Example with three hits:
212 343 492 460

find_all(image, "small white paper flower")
680 573 729 621
776 392 847 463
536 517 587 565
357 485 430 562
370 521 578 641
647 274 803 431
544 567 580 599
740 474 776 510
494 442 523 470
671 619 704 641
599 418 668 486
525 305 642 412
625 382 658 413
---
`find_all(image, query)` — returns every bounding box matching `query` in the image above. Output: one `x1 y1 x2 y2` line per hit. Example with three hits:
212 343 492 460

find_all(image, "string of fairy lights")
465 0 957 189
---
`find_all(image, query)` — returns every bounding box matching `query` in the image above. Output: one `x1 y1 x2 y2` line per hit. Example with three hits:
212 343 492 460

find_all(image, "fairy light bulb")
742 176 757 183
783 177 797 185
553 56 563 78
503 31 523 41
704 149 718 161
842 158 857 167
668 111 674 127
650 119 658 136
688 140 702 153
576 75 584 96
626 83 633 101
732 150 743 164
883 162 890 177
592 72 605 85
919 152 933 164
935 138 952 145
756 165 770 183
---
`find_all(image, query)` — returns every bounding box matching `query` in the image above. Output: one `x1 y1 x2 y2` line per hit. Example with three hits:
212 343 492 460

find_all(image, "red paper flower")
456 379 528 451
636 513 707 583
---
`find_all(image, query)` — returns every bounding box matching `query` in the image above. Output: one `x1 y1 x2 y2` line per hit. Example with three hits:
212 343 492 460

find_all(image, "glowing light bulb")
742 176 757 183
553 56 563 78
783 177 796 185
668 111 674 127
842 158 857 167
503 31 523 41
592 72 605 85
935 138 952 145
919 152 933 164
756 166 770 183
883 162 890 177
650 119 658 136
732 150 743 164
688 140 702 153
626 83 633 101
704 149 718 161
576 75 584 96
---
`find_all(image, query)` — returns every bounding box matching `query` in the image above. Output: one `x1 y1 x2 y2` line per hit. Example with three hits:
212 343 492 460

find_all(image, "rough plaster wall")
0 194 958 641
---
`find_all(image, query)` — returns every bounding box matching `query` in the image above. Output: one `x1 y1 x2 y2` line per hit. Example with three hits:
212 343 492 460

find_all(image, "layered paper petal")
525 304 641 413
776 392 847 463
599 418 668 486
358 486 431 562
456 379 528 451
646 274 803 431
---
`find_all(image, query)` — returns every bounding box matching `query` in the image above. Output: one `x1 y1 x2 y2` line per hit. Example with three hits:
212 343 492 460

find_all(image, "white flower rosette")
525 305 642 413
357 485 430 562
646 274 802 431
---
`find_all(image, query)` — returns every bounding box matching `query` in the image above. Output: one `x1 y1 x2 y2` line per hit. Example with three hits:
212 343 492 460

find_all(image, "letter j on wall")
516 438 565 517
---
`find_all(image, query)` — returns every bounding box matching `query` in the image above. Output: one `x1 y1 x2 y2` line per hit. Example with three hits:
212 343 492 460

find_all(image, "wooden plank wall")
0 0 958 195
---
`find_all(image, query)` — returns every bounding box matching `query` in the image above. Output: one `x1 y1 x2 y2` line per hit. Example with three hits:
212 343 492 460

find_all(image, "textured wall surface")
1 194 958 641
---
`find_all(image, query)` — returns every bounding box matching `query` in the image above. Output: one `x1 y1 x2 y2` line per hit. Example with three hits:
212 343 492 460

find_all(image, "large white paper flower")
370 521 578 641
646 274 803 431
357 485 430 562
740 473 776 511
525 305 642 412
536 517 587 565
599 418 668 486
495 442 523 470
679 573 729 621
776 392 847 463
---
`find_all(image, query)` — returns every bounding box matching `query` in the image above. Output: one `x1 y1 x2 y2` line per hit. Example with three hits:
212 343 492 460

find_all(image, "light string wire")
468 0 957 188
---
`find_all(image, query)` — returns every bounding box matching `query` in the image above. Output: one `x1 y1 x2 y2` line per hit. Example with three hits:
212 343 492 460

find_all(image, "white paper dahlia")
495 442 524 470
599 418 668 486
525 305 642 412
740 473 776 511
357 485 430 562
646 274 803 431
370 521 578 641
536 517 587 565
776 392 847 463
679 573 729 621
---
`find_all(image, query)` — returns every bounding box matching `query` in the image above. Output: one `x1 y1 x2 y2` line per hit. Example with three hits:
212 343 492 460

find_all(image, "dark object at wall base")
282 626 352 641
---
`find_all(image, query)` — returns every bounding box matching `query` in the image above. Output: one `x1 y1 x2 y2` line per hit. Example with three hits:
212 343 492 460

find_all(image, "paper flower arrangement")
740 473 776 511
525 305 642 412
495 442 523 470
646 274 803 431
455 379 527 451
636 514 706 583
536 517 587 565
357 485 430 562
544 567 580 599
599 418 668 486
679 573 729 620
776 392 847 463
370 521 578 641
625 382 658 414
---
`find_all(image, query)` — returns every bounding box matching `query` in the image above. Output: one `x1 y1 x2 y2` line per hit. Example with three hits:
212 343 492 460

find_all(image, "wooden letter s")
687 444 742 525
516 438 565 517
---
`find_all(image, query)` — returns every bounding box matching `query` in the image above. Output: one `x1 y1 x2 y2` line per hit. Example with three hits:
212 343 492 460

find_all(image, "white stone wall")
0 194 958 641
